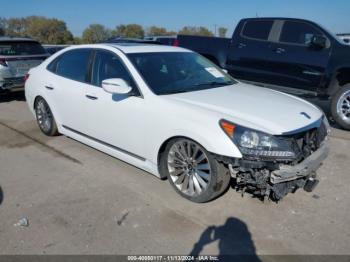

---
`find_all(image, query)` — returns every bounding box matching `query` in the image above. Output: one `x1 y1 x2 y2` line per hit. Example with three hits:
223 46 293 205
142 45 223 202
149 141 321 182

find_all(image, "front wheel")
331 84 350 130
161 138 231 203
34 97 59 136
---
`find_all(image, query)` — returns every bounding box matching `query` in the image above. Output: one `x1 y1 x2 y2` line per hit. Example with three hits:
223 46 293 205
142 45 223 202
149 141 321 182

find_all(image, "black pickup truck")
177 18 350 130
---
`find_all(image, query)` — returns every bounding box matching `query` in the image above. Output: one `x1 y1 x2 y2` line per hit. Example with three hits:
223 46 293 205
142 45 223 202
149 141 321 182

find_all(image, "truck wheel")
160 138 231 203
35 97 59 136
331 84 350 130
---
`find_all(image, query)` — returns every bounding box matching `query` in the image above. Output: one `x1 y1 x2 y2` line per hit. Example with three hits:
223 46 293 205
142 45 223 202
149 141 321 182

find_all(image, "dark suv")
0 37 49 93
177 18 350 130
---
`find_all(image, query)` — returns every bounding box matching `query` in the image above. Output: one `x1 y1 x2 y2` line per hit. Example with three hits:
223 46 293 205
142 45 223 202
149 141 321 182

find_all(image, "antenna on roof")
256 12 259 18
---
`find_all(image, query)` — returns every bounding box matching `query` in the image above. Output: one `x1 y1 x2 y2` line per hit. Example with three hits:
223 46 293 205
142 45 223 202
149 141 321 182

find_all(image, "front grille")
294 121 327 160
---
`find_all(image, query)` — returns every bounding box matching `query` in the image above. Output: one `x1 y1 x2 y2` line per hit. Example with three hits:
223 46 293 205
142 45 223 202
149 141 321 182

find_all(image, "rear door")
226 19 274 82
45 48 93 132
264 20 331 91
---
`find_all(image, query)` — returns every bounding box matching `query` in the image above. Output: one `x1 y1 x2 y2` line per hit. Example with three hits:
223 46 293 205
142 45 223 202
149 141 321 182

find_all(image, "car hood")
164 82 323 135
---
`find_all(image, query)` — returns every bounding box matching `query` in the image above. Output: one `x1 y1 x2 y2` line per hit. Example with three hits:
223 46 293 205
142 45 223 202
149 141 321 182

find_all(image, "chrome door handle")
238 43 246 48
86 95 98 100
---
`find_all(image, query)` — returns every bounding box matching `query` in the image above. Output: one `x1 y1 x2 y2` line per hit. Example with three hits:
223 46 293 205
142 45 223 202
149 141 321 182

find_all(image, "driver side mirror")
310 35 327 49
102 78 132 95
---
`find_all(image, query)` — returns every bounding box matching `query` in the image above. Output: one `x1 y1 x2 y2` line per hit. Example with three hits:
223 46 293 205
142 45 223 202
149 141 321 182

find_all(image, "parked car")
144 36 178 46
43 45 69 55
25 44 330 202
177 18 350 130
0 37 49 93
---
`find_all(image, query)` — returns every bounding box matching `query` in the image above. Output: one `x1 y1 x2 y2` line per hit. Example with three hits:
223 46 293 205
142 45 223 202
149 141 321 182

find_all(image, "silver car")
0 37 49 92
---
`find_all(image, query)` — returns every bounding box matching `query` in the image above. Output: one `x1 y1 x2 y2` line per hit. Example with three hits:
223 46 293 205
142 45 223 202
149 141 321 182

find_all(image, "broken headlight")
220 119 296 159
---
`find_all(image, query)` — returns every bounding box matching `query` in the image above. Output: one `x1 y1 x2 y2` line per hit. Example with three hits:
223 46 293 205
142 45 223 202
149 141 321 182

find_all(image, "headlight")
219 119 296 159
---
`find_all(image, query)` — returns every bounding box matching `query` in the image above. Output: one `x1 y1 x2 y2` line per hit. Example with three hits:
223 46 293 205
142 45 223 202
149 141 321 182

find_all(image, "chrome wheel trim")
36 100 52 132
167 139 211 197
337 90 350 124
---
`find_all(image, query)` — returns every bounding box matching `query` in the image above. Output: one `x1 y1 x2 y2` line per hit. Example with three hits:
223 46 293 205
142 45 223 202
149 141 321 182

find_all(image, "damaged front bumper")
270 142 330 184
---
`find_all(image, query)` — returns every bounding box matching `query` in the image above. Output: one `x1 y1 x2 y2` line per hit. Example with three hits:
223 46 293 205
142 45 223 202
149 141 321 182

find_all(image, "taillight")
173 39 179 47
0 59 8 67
24 74 30 82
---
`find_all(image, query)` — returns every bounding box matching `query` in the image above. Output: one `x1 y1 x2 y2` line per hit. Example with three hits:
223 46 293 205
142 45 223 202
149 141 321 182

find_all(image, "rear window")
279 21 322 45
242 20 273 40
0 41 46 56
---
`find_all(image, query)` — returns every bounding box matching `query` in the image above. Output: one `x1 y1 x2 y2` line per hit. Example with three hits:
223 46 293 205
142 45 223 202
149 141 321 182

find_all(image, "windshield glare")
127 52 236 95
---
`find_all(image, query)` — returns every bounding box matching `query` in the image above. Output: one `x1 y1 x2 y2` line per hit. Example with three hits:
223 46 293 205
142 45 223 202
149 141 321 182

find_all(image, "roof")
74 43 190 54
0 36 37 42
108 43 189 53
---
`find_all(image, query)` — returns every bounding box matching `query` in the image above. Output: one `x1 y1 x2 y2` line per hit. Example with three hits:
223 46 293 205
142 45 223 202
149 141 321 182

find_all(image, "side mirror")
102 78 132 95
310 35 327 49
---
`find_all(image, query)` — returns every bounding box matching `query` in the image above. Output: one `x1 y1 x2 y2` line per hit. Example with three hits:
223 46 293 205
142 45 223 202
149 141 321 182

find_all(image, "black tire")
331 84 350 130
160 138 231 203
34 97 59 136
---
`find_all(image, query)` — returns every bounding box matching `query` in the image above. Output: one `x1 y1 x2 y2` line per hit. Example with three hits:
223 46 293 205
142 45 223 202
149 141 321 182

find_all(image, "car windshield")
127 52 237 95
0 41 46 56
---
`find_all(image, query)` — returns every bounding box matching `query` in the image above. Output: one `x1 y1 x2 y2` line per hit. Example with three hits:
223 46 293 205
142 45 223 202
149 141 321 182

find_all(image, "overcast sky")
2 0 349 36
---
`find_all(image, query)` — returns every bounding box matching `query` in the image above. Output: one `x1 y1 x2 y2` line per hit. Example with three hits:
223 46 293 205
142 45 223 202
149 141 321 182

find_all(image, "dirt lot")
0 92 349 256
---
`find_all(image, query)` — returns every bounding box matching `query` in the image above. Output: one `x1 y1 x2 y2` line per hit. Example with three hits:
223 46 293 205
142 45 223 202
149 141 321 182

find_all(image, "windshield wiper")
194 81 234 87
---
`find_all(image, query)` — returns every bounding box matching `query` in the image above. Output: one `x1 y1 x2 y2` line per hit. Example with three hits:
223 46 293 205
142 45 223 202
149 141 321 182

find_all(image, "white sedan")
25 44 330 202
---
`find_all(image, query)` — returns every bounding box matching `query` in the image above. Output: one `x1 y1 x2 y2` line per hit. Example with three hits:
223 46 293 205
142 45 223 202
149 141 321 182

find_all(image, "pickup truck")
177 18 350 130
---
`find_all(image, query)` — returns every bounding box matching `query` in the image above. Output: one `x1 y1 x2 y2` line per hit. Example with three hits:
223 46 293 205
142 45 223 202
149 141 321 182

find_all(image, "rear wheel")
34 97 59 136
161 138 231 203
331 84 350 130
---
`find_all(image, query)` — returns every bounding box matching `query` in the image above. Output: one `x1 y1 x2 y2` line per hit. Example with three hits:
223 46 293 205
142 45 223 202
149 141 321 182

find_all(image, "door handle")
85 94 98 100
45 85 54 90
238 43 246 48
274 47 285 54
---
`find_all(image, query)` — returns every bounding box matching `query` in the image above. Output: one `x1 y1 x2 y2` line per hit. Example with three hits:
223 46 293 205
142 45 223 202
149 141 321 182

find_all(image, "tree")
0 18 6 36
146 26 176 36
113 24 145 39
4 16 73 44
218 27 228 38
82 24 111 43
178 26 213 37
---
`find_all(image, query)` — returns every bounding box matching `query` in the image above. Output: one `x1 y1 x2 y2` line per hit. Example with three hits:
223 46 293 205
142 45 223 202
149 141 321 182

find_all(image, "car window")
0 41 46 56
242 20 273 40
280 21 322 45
91 50 135 88
55 49 92 82
128 52 236 95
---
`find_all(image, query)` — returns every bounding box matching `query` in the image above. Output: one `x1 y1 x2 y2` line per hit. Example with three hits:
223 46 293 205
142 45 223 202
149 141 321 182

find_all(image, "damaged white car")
25 44 330 202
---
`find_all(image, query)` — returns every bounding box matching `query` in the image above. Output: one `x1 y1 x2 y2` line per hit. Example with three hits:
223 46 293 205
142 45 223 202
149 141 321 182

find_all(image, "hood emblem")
300 112 311 119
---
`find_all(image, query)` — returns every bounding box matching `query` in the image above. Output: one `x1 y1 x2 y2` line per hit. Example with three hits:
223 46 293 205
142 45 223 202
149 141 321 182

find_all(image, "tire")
331 84 350 130
34 97 59 136
160 138 231 203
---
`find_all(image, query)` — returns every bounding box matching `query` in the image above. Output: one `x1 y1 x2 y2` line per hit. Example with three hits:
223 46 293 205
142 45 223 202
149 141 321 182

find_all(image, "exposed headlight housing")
219 120 296 159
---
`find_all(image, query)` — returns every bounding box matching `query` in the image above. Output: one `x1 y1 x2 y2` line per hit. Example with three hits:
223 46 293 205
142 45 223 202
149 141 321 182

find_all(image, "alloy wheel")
167 139 211 197
36 99 53 133
337 90 350 124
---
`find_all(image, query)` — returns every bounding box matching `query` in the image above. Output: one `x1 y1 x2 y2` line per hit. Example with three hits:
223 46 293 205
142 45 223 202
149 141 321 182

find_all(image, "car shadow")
0 186 3 205
189 217 260 262
0 91 26 103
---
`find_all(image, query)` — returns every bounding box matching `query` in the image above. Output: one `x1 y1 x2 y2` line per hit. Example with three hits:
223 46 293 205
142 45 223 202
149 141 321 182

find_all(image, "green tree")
218 27 228 38
0 18 6 36
82 24 111 43
178 26 213 37
4 16 73 44
146 26 176 36
113 24 145 39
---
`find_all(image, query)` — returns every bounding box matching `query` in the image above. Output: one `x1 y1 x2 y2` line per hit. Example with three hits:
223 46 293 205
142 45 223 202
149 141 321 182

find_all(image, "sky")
2 0 350 37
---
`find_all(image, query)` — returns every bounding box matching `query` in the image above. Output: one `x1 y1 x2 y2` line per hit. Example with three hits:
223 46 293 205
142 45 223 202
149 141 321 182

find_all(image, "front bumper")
270 142 330 184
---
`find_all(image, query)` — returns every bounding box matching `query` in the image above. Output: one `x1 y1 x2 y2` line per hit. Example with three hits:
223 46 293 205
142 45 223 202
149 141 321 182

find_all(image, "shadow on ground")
0 187 3 205
0 91 25 103
189 217 260 261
